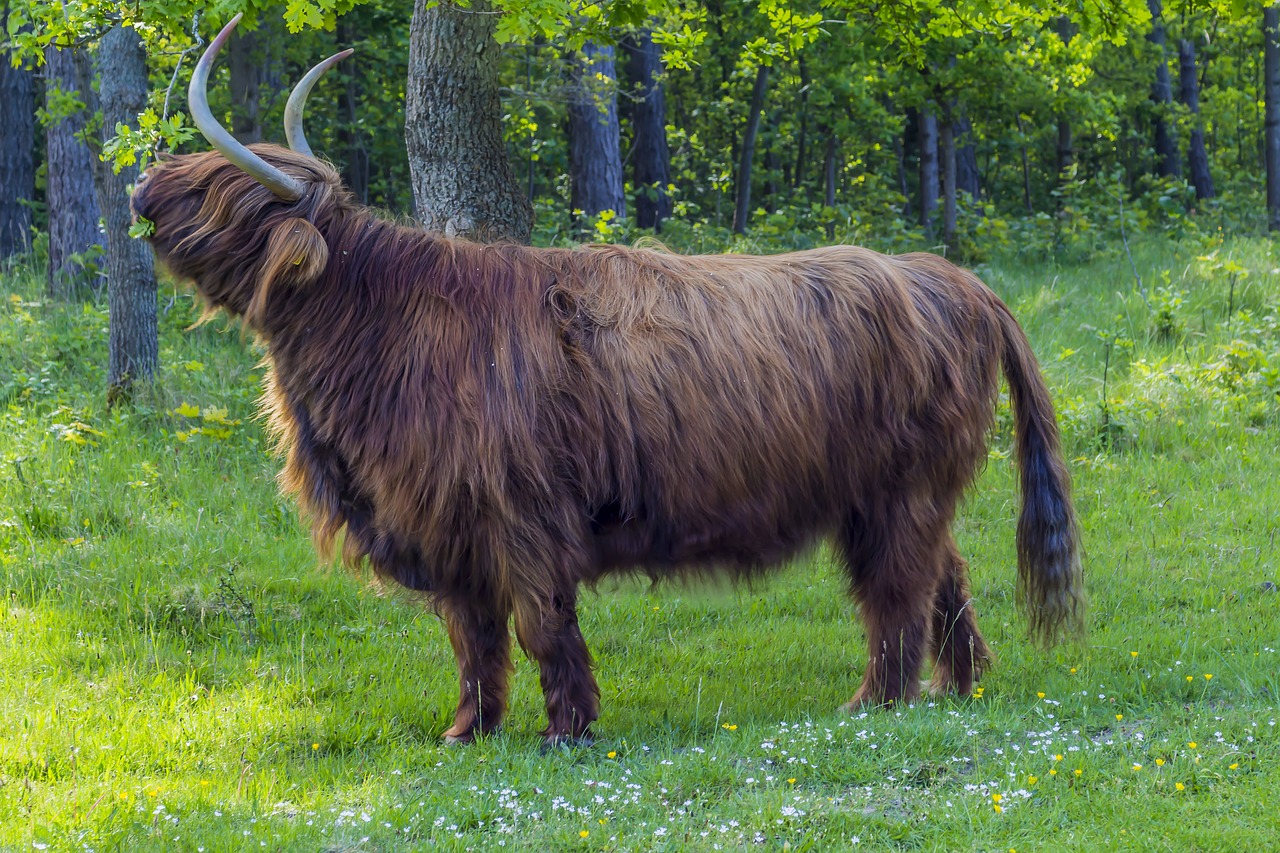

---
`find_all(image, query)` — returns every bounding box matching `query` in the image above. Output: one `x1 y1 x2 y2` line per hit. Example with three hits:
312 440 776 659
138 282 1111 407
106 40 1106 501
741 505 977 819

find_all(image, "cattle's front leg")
514 588 599 745
439 594 512 744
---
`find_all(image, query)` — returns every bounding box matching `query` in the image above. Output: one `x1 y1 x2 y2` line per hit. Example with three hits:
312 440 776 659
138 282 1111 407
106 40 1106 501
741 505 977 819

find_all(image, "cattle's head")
131 14 353 327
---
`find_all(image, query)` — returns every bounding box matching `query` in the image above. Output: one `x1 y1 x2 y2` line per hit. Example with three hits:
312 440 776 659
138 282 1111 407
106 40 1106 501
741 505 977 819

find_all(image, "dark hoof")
442 725 500 746
541 733 596 753
842 695 899 713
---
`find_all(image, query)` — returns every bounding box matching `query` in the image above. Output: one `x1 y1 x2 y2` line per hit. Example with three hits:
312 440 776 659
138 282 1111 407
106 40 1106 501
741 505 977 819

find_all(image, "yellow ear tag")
293 258 303 265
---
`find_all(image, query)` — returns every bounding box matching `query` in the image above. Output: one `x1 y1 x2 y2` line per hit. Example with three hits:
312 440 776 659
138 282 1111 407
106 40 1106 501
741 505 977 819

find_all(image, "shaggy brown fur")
132 145 1083 743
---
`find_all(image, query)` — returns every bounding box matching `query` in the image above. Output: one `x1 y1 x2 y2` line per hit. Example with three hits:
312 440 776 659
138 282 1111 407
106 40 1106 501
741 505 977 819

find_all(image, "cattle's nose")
130 175 150 220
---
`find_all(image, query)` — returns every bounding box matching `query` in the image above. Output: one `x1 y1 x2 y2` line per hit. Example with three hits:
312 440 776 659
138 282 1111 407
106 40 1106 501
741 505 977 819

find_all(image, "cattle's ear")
247 217 329 324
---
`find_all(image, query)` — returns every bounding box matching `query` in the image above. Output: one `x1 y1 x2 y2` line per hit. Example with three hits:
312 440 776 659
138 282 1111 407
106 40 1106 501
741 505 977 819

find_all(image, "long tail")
996 300 1085 644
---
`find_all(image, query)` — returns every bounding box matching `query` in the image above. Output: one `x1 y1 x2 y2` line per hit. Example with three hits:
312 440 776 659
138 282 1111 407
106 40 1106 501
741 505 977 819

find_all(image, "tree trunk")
336 16 370 204
732 64 770 235
763 113 782 213
45 45 102 297
918 107 939 236
405 0 532 242
823 131 837 241
228 25 262 144
1266 6 1280 230
0 20 35 259
941 114 957 251
896 107 912 218
90 26 158 400
567 41 626 228
1179 39 1215 201
1014 113 1033 214
792 57 810 191
625 29 671 231
1055 16 1077 181
955 114 981 200
1057 117 1074 178
1147 0 1182 179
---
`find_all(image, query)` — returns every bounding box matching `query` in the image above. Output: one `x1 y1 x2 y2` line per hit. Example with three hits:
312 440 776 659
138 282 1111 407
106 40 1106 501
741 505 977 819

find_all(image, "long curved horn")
188 14 304 201
285 48 354 156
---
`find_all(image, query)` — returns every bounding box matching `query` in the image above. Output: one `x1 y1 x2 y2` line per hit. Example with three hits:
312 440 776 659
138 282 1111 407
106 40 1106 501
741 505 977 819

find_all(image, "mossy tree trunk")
85 25 157 401
1266 6 1280 231
624 30 672 232
0 12 35 260
732 64 769 235
405 0 531 243
568 41 626 230
45 44 102 297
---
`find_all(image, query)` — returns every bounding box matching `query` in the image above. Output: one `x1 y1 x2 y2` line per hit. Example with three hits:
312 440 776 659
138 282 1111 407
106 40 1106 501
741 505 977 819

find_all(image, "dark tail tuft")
996 301 1085 644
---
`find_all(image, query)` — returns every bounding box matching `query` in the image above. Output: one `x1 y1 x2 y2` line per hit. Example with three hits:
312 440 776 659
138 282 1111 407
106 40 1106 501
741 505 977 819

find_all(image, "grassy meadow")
1 235 1278 850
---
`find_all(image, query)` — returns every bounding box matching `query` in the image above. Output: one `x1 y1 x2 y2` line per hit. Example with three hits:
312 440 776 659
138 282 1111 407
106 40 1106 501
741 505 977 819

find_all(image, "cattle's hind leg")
440 594 512 744
928 538 992 697
514 588 599 746
839 501 949 708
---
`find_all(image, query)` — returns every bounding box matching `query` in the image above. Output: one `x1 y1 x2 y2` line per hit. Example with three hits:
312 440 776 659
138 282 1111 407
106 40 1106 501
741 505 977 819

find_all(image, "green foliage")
1148 280 1187 342
101 110 198 174
284 0 328 31
36 82 90 128
128 216 156 239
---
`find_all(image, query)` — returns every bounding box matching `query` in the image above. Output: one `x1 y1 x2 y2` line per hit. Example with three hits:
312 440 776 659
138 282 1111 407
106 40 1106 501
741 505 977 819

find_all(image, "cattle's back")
541 243 1005 576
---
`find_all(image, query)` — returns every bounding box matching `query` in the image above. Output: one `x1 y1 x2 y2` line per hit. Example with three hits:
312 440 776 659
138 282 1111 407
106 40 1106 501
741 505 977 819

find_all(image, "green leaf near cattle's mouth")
128 217 155 239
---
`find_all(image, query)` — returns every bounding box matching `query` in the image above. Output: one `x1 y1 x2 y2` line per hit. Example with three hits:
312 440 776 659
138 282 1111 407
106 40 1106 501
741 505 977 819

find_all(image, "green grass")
1 235 1278 851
